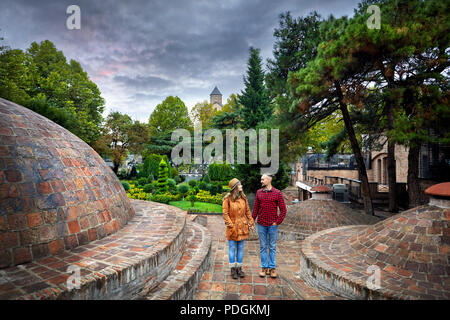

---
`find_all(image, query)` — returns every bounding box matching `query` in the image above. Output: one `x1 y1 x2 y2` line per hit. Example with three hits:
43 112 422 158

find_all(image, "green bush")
156 158 169 192
206 183 212 192
195 190 223 205
167 178 176 190
174 176 181 184
177 183 190 198
188 179 197 187
198 182 207 190
147 192 181 204
188 194 197 207
143 183 155 193
208 162 233 181
138 177 148 186
147 173 155 182
193 186 199 194
121 181 130 191
202 174 211 183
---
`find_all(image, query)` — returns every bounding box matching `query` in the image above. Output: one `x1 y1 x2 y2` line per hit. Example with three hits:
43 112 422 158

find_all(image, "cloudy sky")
0 0 361 122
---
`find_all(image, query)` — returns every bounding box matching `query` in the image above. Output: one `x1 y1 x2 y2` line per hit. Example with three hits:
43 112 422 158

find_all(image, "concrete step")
140 221 212 300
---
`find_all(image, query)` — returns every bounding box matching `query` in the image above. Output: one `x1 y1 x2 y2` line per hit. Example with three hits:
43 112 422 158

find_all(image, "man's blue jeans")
257 223 278 269
228 240 245 264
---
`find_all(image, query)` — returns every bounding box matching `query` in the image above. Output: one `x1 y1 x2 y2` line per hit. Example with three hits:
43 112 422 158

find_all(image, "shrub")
177 183 190 199
138 177 148 186
188 194 196 207
206 183 212 192
202 174 211 183
198 182 207 190
167 178 176 190
174 176 181 184
193 186 199 194
195 190 223 205
188 179 197 187
208 162 233 181
121 181 130 191
156 158 169 192
147 173 155 182
143 183 155 193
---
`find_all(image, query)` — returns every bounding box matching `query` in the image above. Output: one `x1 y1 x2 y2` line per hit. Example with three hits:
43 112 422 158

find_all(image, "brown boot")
269 268 277 278
259 268 267 277
231 267 238 279
236 266 245 278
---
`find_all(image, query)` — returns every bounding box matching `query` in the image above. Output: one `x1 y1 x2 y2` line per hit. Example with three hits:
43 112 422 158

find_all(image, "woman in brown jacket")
222 178 255 279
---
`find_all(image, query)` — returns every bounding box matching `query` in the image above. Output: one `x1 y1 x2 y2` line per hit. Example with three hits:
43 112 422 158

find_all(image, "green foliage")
137 177 148 186
208 162 233 181
156 158 169 192
198 182 207 190
202 174 211 183
148 96 193 136
195 190 223 205
235 160 290 194
121 181 130 191
143 183 155 193
0 40 105 145
167 178 176 191
188 179 197 187
147 192 182 204
239 47 273 129
143 154 171 179
177 183 190 198
188 195 197 207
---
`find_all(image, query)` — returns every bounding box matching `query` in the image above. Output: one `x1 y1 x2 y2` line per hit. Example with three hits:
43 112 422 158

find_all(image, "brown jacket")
222 194 254 241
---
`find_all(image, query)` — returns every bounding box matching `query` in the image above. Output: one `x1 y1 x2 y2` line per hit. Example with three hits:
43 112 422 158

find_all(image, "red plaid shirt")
252 187 287 226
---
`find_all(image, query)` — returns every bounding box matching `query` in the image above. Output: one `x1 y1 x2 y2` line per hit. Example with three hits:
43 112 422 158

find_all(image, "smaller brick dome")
425 182 450 197
280 199 379 238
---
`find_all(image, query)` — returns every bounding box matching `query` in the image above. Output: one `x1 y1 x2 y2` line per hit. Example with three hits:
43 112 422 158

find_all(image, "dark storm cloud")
0 0 361 121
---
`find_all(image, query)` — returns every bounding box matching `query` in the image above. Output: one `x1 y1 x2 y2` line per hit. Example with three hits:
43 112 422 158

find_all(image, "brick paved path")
193 215 340 300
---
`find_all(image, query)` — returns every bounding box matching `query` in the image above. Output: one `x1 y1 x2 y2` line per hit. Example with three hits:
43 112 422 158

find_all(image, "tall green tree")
239 47 272 129
0 40 105 145
148 96 193 136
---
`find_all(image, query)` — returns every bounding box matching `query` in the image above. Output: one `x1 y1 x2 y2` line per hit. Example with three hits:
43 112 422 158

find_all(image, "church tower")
210 86 222 110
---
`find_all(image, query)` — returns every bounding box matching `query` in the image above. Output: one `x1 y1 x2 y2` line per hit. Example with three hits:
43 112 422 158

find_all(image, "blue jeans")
257 223 278 269
228 240 245 264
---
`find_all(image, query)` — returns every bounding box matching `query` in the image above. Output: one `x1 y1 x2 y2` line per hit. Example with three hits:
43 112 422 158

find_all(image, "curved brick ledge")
299 204 450 300
140 220 212 300
0 200 187 300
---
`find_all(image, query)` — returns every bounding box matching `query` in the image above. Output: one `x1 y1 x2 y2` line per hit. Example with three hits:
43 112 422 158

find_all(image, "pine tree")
239 47 272 129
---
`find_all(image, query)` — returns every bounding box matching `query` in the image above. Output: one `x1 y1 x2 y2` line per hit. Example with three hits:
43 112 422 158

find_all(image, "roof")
210 86 222 95
425 182 450 197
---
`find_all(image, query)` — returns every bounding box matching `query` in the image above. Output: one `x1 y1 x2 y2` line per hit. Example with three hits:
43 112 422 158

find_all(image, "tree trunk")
113 162 120 174
407 143 423 208
335 82 374 215
386 101 398 212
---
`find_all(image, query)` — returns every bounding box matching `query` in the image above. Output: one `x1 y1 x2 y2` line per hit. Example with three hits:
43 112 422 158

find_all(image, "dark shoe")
236 266 245 278
270 268 277 278
259 268 267 277
231 267 238 279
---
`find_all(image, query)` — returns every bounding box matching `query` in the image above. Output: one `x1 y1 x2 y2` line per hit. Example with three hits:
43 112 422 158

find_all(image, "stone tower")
210 86 222 110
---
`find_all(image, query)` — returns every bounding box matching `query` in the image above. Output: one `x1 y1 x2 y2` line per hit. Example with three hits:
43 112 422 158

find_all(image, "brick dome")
280 199 379 239
300 201 450 299
0 98 135 268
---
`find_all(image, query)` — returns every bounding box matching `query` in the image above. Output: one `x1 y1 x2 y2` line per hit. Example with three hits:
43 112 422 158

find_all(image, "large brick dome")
0 98 135 268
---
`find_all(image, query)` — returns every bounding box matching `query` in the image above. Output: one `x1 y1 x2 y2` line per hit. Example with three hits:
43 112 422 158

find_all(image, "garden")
119 154 233 213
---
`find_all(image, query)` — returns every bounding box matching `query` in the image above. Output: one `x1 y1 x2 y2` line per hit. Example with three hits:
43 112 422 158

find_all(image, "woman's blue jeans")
257 223 278 269
228 240 245 264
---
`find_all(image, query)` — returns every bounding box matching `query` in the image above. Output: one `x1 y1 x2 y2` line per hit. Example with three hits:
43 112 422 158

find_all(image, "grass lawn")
169 201 222 213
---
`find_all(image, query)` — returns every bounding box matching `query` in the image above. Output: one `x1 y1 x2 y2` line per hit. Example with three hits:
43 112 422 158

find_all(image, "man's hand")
272 222 277 226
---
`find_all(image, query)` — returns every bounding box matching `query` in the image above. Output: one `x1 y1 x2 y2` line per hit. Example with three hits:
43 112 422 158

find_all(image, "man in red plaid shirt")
252 174 287 278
